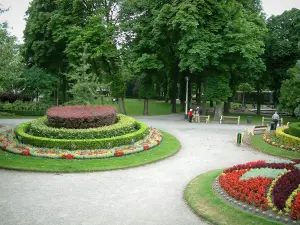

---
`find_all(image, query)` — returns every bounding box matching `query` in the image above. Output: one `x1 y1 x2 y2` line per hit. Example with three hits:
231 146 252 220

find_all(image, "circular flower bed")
0 128 162 159
216 159 300 223
263 131 300 152
47 105 116 129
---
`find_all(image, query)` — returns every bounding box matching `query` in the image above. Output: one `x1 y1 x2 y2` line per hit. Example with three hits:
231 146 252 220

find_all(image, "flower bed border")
1 128 162 159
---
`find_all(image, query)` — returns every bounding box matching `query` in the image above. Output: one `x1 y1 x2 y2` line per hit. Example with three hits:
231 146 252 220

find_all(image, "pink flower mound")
47 105 117 129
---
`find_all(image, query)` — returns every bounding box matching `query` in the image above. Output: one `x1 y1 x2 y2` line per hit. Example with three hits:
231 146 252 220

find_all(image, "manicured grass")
0 130 180 172
185 170 282 225
93 98 182 116
251 135 300 160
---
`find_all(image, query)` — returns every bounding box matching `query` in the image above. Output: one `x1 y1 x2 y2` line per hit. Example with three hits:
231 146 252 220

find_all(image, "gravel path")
0 115 276 225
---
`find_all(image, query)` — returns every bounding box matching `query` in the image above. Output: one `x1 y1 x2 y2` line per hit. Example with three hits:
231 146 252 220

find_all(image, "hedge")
289 122 300 138
276 127 300 146
47 105 116 129
0 109 45 116
15 121 149 150
29 114 138 139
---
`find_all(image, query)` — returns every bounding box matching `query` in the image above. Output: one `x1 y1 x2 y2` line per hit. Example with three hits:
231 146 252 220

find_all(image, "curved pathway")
0 115 276 225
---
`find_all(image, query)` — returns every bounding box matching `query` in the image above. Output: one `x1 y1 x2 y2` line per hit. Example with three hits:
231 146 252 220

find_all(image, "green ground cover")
0 130 180 172
251 135 300 160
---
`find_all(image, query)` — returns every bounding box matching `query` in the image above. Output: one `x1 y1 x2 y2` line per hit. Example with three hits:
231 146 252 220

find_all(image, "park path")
0 115 276 225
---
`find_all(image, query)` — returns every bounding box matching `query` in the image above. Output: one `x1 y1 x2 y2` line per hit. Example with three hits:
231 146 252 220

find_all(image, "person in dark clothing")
188 109 193 123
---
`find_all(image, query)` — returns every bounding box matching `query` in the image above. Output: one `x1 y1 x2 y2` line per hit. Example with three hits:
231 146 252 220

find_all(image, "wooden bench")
262 117 283 126
251 125 268 135
193 114 210 123
220 116 240 125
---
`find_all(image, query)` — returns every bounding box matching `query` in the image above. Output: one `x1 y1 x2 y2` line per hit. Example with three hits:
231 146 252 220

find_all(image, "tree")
0 6 23 92
264 9 300 105
206 74 232 120
238 83 254 105
22 67 56 102
279 60 300 117
66 46 99 105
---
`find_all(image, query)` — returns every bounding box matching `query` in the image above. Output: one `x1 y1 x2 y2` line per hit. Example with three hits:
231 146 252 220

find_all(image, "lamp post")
185 76 189 120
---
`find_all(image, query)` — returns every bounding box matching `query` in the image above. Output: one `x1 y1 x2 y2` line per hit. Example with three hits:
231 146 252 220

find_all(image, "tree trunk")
143 98 148 115
62 74 67 104
118 97 126 115
214 102 223 121
224 102 229 113
156 84 160 100
196 76 201 104
164 79 168 103
210 100 214 107
242 93 245 105
171 70 178 113
179 75 185 112
201 76 207 114
256 89 261 115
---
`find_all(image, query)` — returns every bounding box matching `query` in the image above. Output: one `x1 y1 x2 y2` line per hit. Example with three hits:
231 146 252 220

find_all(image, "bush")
289 122 300 138
276 127 300 146
29 114 138 139
47 105 117 129
0 92 31 103
15 121 148 150
1 100 50 111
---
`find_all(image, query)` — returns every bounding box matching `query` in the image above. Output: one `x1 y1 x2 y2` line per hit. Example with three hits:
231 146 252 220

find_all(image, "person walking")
188 109 193 123
272 111 280 129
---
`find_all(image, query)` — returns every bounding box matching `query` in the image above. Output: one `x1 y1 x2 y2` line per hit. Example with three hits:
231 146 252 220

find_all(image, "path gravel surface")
0 115 276 225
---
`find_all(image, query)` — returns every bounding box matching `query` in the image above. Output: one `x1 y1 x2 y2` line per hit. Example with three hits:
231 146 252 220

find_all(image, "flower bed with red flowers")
263 131 300 152
217 160 300 222
47 105 117 129
0 128 163 160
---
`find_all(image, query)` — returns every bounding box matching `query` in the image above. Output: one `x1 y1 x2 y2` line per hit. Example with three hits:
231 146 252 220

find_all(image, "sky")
0 0 300 42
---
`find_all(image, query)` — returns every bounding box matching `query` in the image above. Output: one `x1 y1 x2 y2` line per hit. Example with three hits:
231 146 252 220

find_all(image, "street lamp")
185 76 189 120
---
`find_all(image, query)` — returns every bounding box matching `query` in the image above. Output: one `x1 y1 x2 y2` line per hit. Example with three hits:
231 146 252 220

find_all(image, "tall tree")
265 9 300 105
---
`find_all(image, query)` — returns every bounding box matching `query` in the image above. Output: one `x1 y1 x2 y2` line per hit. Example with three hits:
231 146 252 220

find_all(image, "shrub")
29 114 138 139
0 92 31 103
47 105 117 129
289 122 300 138
1 100 50 111
15 121 148 149
276 127 300 146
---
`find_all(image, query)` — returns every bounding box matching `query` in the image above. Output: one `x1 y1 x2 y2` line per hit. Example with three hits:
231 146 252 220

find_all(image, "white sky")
0 0 300 42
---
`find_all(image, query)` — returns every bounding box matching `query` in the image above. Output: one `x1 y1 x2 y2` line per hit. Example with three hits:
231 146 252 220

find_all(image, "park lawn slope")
185 170 282 225
0 130 180 172
251 135 300 160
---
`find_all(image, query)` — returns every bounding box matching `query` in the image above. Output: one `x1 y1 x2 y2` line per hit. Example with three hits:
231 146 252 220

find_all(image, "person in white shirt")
272 111 280 129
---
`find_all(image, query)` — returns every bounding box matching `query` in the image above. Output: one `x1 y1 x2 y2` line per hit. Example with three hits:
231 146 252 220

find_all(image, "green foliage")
15 121 148 150
265 9 300 93
0 8 23 92
288 123 300 138
206 74 231 103
29 114 138 139
1 100 50 111
22 67 57 101
66 46 99 105
279 61 300 116
276 127 300 145
238 83 254 93
240 168 287 180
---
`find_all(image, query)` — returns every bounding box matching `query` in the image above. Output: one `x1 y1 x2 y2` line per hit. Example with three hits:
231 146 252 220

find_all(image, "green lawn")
0 130 180 172
94 98 182 116
185 170 282 225
251 135 300 160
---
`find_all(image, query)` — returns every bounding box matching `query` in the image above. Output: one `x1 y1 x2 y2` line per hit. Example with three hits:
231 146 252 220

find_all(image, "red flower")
21 149 30 156
156 140 161 145
143 145 150 150
114 150 124 157
62 153 74 159
1 145 7 150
